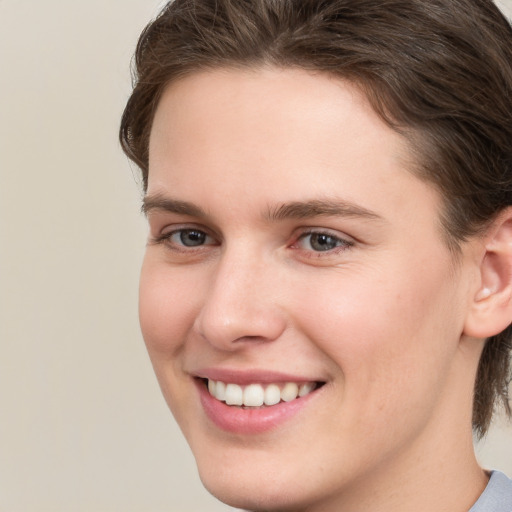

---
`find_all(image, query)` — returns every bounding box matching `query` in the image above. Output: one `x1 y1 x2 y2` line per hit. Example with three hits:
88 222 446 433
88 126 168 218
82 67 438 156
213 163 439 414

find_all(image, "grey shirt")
470 471 512 512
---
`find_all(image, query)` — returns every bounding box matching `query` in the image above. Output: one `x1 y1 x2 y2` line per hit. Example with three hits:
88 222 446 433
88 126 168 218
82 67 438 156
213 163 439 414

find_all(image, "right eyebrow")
141 194 207 218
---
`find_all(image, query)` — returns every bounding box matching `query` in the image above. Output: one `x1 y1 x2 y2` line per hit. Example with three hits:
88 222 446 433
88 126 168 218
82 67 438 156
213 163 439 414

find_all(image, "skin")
140 67 492 511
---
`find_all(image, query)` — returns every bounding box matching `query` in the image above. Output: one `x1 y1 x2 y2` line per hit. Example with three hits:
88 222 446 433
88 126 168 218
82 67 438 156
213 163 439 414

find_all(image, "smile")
207 379 318 407
195 373 326 434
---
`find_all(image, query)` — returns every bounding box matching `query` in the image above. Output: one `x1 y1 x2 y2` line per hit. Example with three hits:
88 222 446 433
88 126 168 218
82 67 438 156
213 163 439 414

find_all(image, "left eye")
297 232 350 252
169 229 214 247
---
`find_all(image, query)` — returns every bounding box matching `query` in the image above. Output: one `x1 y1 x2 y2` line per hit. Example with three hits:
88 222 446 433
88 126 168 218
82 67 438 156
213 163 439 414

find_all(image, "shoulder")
470 471 512 512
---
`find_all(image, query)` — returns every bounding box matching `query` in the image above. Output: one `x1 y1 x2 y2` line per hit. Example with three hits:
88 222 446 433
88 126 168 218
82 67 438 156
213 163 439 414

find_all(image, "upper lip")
192 367 325 385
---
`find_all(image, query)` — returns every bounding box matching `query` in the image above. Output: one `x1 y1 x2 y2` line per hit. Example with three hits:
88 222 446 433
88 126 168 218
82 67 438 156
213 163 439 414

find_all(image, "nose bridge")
194 242 286 348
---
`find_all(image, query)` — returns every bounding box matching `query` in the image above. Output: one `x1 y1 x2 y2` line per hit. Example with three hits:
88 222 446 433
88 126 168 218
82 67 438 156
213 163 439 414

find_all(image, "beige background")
0 1 511 510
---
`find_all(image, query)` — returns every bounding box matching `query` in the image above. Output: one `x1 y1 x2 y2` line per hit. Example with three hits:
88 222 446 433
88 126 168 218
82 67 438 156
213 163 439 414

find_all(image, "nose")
193 248 287 350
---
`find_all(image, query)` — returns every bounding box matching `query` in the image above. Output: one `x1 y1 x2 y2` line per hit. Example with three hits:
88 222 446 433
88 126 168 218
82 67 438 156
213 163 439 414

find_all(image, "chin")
193 447 330 512
199 471 306 512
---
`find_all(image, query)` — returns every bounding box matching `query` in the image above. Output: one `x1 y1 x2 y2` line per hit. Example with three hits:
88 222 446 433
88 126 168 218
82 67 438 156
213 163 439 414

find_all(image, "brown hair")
120 0 512 437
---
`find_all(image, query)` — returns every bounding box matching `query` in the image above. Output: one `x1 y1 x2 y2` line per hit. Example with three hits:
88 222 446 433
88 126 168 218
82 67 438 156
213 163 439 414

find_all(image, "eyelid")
148 222 354 257
150 223 220 248
290 227 354 253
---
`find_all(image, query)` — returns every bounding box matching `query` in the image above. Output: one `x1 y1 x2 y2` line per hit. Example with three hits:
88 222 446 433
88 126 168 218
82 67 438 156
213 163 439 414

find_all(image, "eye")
150 227 217 251
295 231 352 252
167 228 215 247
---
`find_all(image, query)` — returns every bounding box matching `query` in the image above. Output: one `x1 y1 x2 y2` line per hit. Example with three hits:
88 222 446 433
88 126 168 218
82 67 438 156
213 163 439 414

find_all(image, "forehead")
150 67 401 158
148 67 441 230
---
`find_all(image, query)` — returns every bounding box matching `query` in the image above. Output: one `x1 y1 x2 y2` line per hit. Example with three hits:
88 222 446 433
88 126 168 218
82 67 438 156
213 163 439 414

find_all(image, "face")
141 68 479 511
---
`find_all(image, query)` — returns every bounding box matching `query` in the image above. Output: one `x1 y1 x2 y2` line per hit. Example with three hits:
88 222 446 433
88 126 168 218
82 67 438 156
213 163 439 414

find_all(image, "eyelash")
293 229 354 255
151 227 354 256
151 227 218 251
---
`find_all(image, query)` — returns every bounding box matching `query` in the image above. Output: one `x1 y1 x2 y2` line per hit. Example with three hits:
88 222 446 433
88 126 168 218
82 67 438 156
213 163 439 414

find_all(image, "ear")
464 208 512 339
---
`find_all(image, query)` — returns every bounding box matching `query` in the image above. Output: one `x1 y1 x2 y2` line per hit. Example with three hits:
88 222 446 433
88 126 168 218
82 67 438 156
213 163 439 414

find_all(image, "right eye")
170 229 210 247
164 228 216 248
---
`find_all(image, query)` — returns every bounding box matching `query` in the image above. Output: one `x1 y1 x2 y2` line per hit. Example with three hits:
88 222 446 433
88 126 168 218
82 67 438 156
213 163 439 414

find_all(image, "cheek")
289 260 463 410
138 256 205 428
138 256 200 357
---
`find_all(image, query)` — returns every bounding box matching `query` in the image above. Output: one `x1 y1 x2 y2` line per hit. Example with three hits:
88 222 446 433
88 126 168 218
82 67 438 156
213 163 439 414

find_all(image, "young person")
120 1 512 510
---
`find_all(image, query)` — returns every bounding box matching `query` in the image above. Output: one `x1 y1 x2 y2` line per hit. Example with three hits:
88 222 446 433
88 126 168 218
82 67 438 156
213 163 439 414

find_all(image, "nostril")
233 335 271 343
193 270 287 349
194 310 287 350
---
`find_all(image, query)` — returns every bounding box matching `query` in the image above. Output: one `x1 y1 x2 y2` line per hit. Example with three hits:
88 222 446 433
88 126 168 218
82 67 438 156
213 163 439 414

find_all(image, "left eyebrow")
265 199 384 222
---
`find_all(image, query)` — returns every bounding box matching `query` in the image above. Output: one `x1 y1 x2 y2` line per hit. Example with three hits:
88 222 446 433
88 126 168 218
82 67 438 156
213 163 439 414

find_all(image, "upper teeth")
207 380 316 407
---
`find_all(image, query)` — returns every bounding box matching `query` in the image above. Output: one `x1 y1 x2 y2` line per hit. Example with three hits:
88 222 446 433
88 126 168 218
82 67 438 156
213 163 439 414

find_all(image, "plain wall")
0 1 511 510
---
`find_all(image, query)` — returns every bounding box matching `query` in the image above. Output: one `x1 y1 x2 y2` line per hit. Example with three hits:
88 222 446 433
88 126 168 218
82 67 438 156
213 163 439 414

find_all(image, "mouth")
194 371 327 433
201 378 325 408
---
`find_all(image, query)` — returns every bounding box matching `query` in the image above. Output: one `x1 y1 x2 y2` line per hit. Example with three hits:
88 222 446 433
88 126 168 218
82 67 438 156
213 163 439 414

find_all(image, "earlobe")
464 208 512 339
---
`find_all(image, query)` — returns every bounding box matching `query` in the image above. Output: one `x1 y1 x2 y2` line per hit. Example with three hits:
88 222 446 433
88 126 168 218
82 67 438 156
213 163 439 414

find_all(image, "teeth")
243 384 264 407
214 380 226 401
206 379 317 407
281 382 299 402
264 384 281 406
298 382 315 397
225 383 243 405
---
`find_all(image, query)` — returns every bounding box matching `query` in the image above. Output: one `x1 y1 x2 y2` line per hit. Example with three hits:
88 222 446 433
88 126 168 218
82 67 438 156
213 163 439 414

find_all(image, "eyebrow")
142 194 207 217
142 194 383 223
265 199 383 222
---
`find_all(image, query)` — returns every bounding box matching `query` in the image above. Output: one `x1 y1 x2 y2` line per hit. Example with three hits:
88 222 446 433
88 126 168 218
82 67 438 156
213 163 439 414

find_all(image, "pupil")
311 233 337 251
180 230 206 246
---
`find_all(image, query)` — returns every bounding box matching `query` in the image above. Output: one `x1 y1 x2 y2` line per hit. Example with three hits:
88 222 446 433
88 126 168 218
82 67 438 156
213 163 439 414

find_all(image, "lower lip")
196 380 318 435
